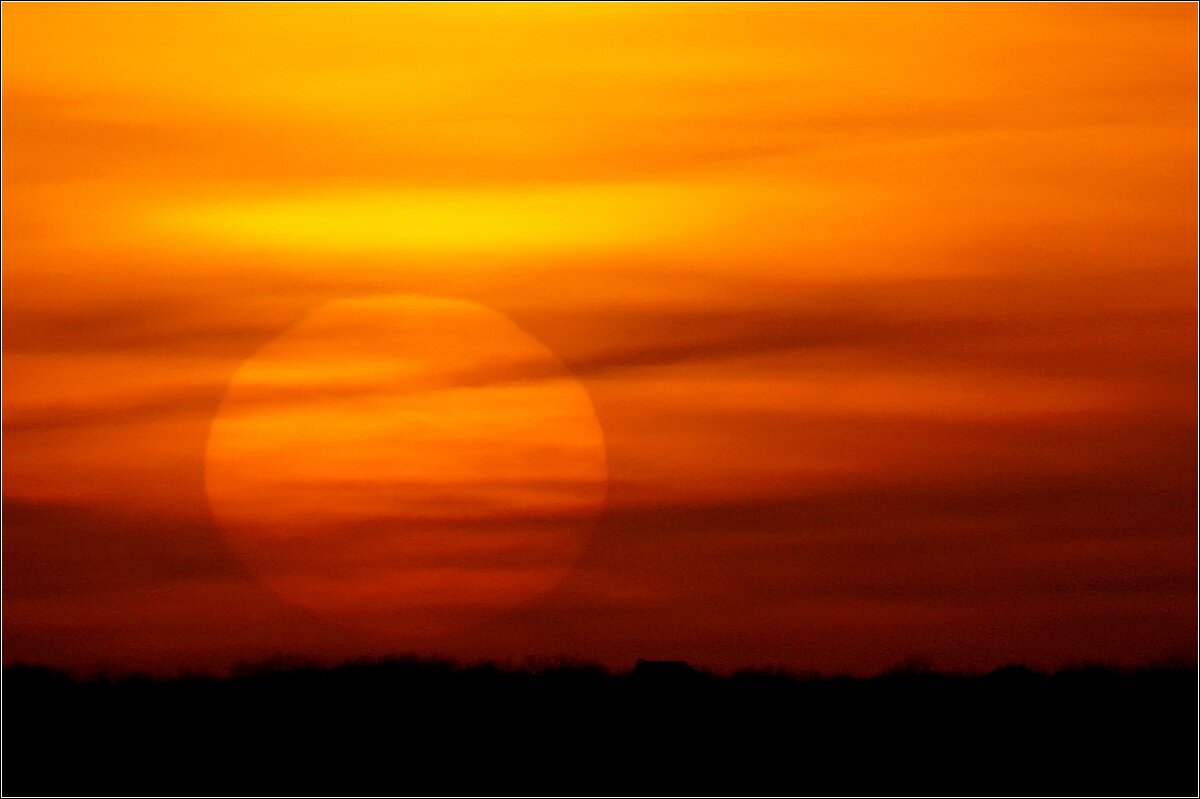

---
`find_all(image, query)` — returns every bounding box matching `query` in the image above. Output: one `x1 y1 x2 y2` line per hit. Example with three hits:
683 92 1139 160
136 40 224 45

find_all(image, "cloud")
5 270 1193 436
1 499 239 601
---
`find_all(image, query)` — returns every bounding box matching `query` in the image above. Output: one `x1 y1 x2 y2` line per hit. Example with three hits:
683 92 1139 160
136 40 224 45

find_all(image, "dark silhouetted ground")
2 658 1195 795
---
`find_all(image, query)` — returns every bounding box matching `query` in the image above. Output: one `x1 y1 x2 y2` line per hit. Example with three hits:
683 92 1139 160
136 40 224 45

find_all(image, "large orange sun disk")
205 295 608 643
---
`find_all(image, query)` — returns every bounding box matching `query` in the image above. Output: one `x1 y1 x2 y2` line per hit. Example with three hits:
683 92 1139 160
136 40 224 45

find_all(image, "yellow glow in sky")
152 183 716 256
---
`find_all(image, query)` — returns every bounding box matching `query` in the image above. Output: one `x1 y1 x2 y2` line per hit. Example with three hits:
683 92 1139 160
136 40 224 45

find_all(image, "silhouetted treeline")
3 658 1196 796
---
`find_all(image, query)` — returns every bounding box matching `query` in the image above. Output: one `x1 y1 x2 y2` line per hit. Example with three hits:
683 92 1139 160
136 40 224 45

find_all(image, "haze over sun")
2 3 1196 674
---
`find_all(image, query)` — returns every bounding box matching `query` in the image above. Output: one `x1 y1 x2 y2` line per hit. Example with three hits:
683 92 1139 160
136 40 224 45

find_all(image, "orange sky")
3 3 1197 675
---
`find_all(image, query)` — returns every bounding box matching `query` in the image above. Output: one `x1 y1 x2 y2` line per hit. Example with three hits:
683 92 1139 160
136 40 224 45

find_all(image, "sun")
204 295 608 643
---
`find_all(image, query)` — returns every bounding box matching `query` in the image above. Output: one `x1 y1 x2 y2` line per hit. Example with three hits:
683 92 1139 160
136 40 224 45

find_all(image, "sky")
3 3 1197 675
